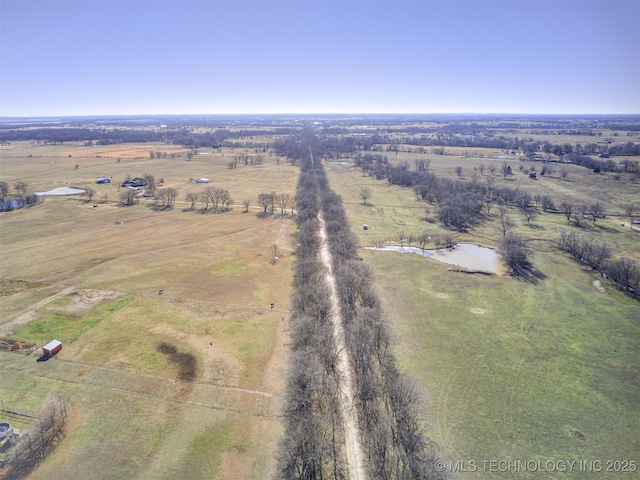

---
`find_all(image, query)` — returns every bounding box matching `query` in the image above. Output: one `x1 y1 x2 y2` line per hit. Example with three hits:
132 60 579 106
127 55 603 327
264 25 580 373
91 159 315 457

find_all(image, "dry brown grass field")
0 141 297 479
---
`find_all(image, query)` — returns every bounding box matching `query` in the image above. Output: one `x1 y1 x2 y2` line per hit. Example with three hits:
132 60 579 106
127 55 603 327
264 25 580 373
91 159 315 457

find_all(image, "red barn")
43 339 62 356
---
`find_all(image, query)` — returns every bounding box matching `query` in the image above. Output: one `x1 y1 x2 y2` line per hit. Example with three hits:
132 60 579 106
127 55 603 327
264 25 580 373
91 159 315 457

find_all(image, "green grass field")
1 132 638 479
0 141 296 479
325 158 640 479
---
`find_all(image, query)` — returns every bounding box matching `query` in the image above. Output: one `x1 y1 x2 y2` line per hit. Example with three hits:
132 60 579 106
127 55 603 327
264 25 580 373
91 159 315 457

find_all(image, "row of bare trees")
279 132 450 479
558 230 639 297
257 192 295 216
316 166 450 479
198 186 232 212
279 152 349 478
1 395 71 479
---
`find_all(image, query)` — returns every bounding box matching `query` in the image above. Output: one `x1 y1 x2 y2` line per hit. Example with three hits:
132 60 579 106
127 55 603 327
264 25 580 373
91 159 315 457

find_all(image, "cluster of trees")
197 186 232 212
278 132 449 479
1 394 70 479
558 231 639 298
119 188 139 206
352 153 623 237
559 202 606 227
0 181 40 211
153 188 178 208
257 192 294 216
497 233 536 279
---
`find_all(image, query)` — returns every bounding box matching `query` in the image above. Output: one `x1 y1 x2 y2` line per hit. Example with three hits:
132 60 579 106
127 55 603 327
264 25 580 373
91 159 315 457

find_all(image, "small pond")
365 243 505 274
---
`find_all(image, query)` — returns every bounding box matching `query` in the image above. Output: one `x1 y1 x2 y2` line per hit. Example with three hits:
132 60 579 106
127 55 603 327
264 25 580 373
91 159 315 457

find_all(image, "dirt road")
318 212 367 480
0 285 76 336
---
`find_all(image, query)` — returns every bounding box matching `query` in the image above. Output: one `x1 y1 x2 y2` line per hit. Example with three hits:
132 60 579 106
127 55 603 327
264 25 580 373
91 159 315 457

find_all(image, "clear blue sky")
1 0 638 116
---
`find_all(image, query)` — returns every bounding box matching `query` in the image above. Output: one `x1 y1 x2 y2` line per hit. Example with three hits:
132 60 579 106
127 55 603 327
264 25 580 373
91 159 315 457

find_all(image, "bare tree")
359 185 372 205
570 204 588 227
418 232 430 249
485 174 496 196
200 186 213 210
501 161 512 178
0 181 9 199
588 203 605 224
497 211 516 237
257 192 271 214
278 193 291 215
479 163 485 174
143 173 156 196
165 187 178 206
243 199 250 213
498 233 533 278
270 243 278 264
3 394 71 479
119 189 138 206
560 166 569 181
185 192 198 210
406 232 415 247
84 187 96 202
455 166 463 178
541 195 555 212
268 191 277 214
560 202 574 222
13 181 28 198
488 164 497 176
624 203 635 226
521 206 538 225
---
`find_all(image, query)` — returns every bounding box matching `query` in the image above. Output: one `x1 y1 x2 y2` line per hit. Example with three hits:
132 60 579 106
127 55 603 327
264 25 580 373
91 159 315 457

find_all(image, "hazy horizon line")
2 112 640 120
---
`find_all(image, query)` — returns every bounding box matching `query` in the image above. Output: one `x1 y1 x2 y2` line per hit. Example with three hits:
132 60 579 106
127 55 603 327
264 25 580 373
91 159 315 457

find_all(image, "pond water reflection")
365 243 505 275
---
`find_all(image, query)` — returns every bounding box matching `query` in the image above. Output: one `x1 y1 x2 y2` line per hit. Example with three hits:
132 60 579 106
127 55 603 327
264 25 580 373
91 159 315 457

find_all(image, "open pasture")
0 141 296 479
325 156 640 478
0 141 296 203
326 153 640 260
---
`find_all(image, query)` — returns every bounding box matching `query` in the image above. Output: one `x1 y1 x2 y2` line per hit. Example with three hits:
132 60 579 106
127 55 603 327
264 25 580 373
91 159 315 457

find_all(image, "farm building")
42 339 62 356
35 187 85 196
121 178 146 188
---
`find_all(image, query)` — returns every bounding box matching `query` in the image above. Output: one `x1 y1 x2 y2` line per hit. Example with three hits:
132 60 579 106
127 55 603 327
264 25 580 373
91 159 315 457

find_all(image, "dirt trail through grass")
318 212 367 480
0 285 76 335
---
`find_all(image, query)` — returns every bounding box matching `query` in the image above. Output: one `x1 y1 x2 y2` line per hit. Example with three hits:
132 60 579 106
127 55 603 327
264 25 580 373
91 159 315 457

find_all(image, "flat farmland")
0 142 296 479
324 158 640 479
327 155 640 255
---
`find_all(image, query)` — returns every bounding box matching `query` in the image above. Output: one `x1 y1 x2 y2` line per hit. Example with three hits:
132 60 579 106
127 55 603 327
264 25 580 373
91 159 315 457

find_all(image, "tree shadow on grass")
148 205 174 212
506 263 546 284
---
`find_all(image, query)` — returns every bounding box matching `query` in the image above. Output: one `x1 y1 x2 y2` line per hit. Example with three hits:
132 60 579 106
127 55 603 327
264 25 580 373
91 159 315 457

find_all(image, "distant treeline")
0 127 296 148
276 128 640 171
